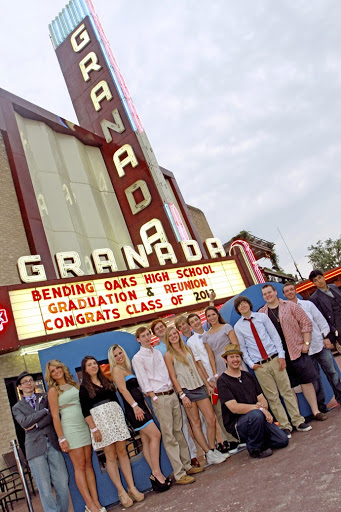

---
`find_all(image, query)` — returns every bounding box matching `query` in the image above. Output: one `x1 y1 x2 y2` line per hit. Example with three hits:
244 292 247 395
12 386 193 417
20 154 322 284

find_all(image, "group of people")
12 269 341 511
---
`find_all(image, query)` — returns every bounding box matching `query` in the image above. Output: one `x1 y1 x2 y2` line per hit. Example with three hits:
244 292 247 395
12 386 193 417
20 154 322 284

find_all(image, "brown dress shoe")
191 457 201 467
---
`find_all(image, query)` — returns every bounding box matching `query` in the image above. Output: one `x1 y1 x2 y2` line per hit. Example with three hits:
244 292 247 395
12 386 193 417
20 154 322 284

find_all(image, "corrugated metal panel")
48 0 87 49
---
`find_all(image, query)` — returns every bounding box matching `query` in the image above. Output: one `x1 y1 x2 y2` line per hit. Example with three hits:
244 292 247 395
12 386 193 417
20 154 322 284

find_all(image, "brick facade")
186 204 214 243
0 132 30 286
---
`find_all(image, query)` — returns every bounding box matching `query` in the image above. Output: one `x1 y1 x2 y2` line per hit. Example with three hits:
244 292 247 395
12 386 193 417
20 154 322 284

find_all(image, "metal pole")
10 439 34 512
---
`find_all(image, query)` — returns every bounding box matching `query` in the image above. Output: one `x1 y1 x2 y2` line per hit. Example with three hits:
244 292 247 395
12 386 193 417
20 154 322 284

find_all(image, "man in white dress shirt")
132 326 204 485
234 296 309 437
283 282 341 410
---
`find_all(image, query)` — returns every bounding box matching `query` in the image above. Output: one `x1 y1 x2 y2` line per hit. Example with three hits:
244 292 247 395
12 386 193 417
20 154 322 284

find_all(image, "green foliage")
230 230 252 243
307 236 341 272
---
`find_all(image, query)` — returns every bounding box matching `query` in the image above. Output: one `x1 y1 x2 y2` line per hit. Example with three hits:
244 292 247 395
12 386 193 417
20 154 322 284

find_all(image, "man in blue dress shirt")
233 296 310 437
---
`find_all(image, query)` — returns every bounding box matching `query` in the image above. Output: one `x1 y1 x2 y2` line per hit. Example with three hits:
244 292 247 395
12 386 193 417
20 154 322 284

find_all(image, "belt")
154 389 174 396
255 353 278 366
92 399 112 409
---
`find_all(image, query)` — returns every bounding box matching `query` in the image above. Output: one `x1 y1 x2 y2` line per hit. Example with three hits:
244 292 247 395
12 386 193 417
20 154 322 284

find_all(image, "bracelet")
132 402 138 408
214 374 219 378
90 427 98 433
152 396 158 402
58 437 66 443
207 377 211 382
180 393 186 399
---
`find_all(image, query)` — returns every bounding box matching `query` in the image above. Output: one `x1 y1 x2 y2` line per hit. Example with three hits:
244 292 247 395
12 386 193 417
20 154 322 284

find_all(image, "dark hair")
309 269 324 282
81 356 114 398
187 313 201 324
150 318 167 335
204 306 225 325
262 284 276 292
234 295 253 314
135 326 150 339
282 282 296 292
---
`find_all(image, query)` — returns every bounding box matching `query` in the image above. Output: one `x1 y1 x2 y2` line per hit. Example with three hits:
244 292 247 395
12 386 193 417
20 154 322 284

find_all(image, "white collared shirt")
296 299 330 355
187 332 214 379
132 346 173 394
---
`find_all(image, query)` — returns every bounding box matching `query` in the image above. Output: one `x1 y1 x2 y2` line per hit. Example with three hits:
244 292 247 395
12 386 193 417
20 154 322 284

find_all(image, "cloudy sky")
2 0 341 279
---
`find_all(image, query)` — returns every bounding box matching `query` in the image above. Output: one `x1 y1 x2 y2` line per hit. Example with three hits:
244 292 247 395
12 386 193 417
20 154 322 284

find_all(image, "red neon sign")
0 309 8 332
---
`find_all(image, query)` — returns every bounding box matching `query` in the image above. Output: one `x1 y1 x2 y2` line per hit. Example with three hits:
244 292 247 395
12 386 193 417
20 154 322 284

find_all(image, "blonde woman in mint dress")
46 359 105 512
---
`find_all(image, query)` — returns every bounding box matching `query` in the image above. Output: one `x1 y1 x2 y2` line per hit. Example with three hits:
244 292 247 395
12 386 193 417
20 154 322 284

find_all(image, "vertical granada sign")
49 0 202 266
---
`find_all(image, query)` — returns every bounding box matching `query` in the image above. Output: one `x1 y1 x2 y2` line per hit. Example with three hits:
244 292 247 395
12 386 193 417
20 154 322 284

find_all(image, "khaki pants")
254 357 305 430
213 401 237 442
153 393 191 480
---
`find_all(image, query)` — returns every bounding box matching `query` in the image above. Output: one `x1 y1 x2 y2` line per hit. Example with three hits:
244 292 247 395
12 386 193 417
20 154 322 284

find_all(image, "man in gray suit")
12 371 69 512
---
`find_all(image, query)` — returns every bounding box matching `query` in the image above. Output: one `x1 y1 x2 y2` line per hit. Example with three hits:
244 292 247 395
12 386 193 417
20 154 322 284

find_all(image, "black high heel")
150 474 172 492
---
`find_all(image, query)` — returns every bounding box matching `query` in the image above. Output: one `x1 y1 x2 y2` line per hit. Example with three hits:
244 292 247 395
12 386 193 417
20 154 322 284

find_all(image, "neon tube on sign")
84 0 144 133
229 240 265 284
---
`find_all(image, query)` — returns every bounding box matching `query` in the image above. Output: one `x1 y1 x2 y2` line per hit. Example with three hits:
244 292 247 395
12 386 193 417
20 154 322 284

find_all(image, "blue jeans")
29 439 69 512
311 348 341 404
236 410 288 454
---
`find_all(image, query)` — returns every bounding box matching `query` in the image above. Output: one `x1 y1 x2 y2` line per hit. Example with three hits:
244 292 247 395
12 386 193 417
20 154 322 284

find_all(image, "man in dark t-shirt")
217 345 289 459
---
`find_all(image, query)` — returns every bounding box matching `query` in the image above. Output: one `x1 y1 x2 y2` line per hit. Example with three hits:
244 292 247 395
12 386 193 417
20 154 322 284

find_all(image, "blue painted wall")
38 331 172 512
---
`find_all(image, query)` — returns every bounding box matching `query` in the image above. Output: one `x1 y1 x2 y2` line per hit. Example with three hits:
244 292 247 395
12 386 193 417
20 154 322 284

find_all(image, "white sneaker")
214 448 231 461
206 449 229 465
214 448 230 460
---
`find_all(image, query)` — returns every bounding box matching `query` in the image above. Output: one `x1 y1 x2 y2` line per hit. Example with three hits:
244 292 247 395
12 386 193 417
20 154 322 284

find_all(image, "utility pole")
277 227 304 280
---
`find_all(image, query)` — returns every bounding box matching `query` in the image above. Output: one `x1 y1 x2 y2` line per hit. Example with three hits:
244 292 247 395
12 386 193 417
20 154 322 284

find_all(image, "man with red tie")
234 295 311 437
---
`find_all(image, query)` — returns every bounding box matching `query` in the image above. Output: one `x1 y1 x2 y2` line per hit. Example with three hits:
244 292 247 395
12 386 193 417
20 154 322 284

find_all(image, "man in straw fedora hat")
216 344 289 459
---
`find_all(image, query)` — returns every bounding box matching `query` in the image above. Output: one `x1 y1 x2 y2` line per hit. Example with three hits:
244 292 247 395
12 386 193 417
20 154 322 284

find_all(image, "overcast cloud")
2 0 341 279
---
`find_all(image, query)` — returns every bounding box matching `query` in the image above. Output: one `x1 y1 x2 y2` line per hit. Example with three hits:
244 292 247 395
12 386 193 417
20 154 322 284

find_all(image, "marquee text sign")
9 260 245 341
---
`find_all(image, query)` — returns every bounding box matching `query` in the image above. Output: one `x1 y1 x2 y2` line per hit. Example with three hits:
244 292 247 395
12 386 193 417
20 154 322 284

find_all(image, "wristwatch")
303 341 310 346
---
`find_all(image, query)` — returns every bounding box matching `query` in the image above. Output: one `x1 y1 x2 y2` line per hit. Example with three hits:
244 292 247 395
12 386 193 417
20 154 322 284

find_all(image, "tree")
307 236 341 272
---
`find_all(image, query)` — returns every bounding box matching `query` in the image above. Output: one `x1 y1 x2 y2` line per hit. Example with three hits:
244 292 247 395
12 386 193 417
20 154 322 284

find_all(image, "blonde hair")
108 344 132 375
165 326 191 365
174 315 188 330
45 359 78 394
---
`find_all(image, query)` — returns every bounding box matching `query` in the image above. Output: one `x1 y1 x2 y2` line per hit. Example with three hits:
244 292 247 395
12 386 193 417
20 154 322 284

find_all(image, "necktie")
25 394 36 410
245 318 268 360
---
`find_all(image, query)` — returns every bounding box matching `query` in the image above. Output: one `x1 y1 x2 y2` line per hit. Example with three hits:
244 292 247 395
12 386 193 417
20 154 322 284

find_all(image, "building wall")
0 351 41 467
186 204 214 243
15 113 133 275
0 132 31 286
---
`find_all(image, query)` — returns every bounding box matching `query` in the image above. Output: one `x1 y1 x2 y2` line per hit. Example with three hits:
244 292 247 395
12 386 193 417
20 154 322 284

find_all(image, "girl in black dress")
79 356 144 508
109 344 171 492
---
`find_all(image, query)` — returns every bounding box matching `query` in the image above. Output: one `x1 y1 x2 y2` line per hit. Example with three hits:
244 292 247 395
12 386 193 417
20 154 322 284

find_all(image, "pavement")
104 405 341 512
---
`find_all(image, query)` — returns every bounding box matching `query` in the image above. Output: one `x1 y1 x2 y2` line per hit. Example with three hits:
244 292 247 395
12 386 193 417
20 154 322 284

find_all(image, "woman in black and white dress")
79 356 144 509
109 344 171 493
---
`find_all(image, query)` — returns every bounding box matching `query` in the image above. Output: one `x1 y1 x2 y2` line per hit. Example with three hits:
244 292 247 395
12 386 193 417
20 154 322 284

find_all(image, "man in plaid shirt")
259 284 328 422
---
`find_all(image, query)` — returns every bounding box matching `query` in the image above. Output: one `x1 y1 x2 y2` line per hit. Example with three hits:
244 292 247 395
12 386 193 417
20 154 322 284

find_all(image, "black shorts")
286 352 319 388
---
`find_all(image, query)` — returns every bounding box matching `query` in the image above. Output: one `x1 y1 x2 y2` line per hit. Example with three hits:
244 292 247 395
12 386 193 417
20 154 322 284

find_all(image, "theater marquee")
8 259 245 342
